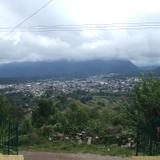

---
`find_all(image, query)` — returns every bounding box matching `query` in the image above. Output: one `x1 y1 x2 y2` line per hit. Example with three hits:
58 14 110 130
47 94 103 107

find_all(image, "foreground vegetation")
0 76 160 156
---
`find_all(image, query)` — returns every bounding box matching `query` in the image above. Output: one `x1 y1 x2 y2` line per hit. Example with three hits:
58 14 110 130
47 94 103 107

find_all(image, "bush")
19 131 46 146
100 135 117 145
21 119 33 134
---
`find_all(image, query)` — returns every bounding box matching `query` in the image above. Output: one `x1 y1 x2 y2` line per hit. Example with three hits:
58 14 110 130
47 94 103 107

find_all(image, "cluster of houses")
0 76 140 97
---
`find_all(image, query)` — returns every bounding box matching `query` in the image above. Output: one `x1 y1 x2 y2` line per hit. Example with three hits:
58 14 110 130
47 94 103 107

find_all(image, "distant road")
21 152 129 160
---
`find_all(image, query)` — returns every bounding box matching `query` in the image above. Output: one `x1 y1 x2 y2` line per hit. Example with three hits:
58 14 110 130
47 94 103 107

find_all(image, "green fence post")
7 120 11 155
16 123 19 155
136 124 139 156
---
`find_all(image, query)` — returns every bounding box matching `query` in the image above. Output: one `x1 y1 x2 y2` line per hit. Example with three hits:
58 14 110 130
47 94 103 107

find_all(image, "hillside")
151 66 160 75
0 60 140 78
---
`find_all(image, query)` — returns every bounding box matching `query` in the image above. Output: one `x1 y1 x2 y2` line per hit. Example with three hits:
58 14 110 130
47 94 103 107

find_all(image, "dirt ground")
21 152 129 160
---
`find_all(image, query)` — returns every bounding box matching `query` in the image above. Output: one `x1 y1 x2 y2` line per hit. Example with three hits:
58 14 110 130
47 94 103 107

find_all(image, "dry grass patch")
132 156 160 160
0 155 24 160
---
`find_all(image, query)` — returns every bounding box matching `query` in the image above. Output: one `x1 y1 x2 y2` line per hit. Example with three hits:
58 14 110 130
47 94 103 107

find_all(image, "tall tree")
32 99 56 127
134 76 160 137
0 95 10 121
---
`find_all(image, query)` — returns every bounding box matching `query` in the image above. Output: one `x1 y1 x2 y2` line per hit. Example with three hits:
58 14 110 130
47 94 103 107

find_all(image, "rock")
57 133 64 140
87 137 92 145
78 139 83 145
65 136 69 140
48 137 52 141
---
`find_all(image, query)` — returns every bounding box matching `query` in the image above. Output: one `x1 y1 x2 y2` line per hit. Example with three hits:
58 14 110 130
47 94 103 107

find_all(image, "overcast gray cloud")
0 0 160 66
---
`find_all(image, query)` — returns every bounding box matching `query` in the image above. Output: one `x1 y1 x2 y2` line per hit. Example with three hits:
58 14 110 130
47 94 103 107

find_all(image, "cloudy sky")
1 0 160 66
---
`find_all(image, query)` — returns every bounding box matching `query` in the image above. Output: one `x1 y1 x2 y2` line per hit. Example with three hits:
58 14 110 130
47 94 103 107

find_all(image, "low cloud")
0 0 160 66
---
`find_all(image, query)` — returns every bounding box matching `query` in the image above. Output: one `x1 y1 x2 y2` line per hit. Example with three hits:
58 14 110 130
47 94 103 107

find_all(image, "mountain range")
5 59 160 78
0 60 141 78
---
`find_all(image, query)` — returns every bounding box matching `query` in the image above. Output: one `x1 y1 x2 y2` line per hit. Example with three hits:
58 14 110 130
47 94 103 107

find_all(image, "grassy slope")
20 142 134 157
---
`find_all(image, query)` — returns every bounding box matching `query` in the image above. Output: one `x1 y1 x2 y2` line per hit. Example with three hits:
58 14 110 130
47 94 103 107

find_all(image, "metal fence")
0 120 18 155
136 133 160 156
136 120 160 156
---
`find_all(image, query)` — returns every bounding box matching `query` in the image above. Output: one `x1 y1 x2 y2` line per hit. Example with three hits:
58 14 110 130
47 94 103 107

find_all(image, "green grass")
20 141 134 157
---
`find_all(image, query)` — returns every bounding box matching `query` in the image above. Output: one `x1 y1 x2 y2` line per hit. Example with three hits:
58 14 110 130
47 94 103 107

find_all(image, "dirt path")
21 152 129 160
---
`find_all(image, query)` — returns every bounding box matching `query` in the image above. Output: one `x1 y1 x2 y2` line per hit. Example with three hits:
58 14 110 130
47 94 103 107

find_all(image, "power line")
2 23 160 32
2 22 160 29
0 20 160 34
1 0 55 38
